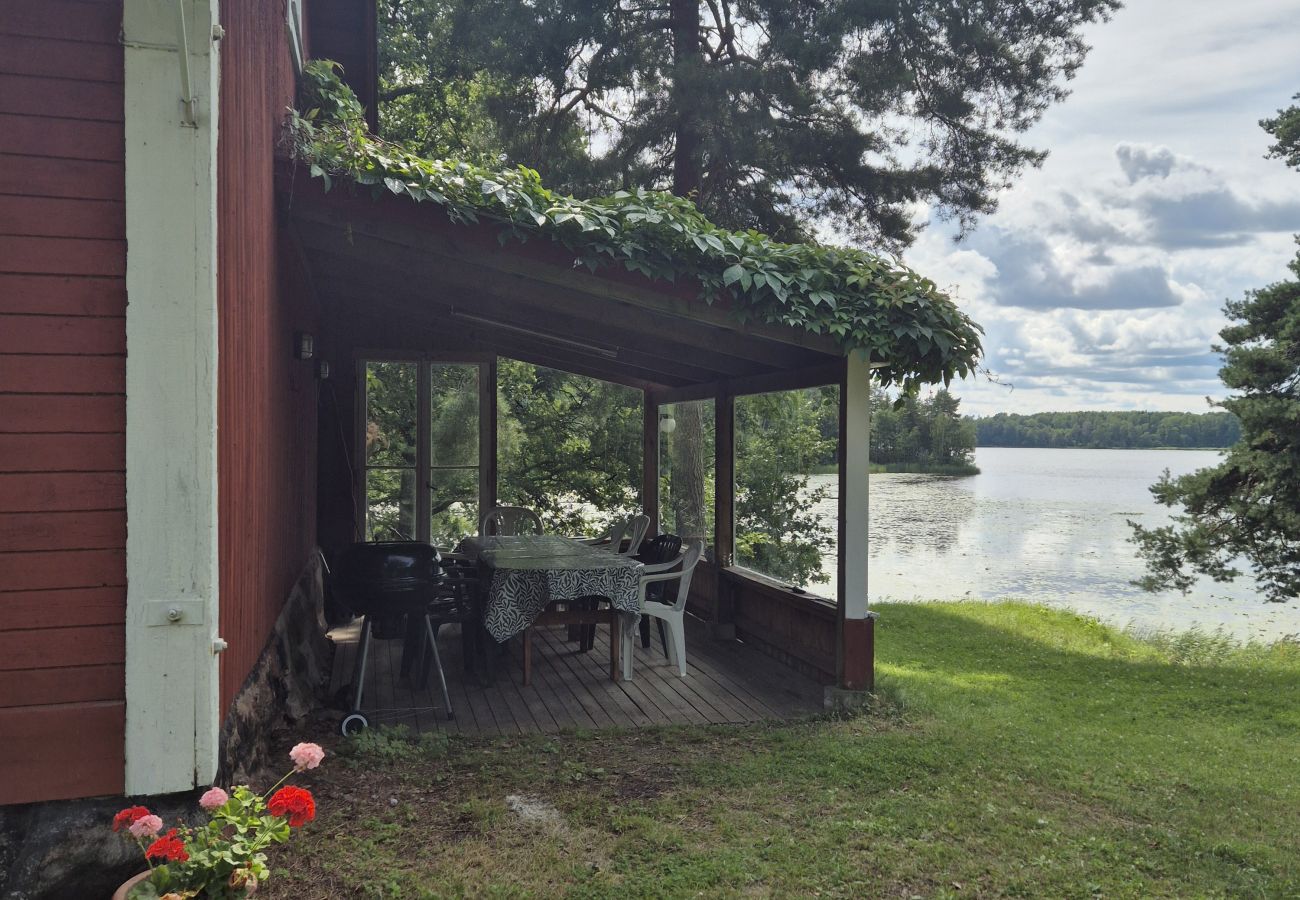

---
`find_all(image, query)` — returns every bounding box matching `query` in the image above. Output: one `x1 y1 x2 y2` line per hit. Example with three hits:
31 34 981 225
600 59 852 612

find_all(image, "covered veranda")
279 164 876 727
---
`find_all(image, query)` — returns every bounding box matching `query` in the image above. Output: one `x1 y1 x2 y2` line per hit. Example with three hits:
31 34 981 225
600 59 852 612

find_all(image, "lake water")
806 447 1300 642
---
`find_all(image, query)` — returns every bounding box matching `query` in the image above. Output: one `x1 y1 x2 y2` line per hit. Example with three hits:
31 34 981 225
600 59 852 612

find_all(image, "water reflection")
808 448 1300 641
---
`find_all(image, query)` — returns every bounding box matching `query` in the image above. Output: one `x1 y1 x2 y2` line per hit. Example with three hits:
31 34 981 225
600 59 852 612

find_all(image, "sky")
901 0 1300 415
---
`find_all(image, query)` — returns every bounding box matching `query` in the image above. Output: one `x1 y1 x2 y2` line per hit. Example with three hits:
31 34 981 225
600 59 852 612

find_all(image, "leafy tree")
377 0 1119 245
973 410 1241 449
734 388 838 585
1131 93 1300 604
496 360 643 535
871 388 977 471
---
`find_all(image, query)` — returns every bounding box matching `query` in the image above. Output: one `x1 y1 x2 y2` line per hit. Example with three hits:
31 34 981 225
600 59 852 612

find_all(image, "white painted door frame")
123 0 222 795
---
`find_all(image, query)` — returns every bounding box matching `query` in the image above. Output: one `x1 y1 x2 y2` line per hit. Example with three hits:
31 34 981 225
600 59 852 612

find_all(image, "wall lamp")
659 412 677 434
294 331 314 361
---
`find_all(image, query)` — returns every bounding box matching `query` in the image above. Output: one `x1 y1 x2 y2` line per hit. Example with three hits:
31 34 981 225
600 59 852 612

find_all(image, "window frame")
355 350 494 544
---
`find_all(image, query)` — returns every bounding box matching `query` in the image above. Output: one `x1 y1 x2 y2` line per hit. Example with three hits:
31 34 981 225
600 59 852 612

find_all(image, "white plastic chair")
617 514 651 557
479 505 543 536
621 539 704 680
576 514 649 556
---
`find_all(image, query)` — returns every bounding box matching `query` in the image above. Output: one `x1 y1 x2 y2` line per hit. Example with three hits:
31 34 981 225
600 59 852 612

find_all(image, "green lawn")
266 602 1300 898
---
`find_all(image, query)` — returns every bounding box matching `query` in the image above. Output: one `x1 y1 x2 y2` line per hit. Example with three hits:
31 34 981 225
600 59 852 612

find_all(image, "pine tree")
1130 94 1300 603
379 0 1119 246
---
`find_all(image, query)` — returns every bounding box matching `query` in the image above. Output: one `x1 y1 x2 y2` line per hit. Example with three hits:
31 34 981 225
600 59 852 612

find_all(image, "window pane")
366 467 417 542
497 359 642 535
430 467 478 546
658 399 715 551
365 361 417 466
733 387 839 592
430 364 479 467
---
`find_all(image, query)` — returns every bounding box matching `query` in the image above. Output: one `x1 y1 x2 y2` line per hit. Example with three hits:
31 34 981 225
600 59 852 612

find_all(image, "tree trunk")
669 400 709 544
670 0 703 198
665 3 710 545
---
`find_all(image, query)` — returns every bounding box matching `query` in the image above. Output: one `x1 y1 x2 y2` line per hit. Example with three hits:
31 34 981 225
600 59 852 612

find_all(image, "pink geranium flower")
128 814 164 839
289 742 325 771
199 787 229 811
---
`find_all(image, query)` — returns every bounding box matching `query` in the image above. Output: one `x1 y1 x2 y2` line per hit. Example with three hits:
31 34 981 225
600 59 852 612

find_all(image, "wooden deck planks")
325 613 824 737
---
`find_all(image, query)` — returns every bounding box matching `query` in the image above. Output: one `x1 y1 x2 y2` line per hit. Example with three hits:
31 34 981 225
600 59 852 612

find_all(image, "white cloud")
899 0 1300 415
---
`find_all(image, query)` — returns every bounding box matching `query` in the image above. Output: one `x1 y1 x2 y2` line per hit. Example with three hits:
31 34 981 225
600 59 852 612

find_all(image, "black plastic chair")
576 533 683 654
635 534 682 654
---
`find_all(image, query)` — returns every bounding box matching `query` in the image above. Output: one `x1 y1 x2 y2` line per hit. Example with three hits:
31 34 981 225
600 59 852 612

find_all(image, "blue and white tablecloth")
457 535 642 642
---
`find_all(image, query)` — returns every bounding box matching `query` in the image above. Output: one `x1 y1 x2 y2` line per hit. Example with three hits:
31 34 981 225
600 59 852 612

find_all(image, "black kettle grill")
333 541 475 734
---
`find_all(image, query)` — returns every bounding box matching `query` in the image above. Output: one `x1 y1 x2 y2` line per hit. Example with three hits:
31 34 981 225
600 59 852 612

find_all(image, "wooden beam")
307 253 768 380
836 351 873 692
321 288 682 390
643 391 659 535
480 357 497 519
294 219 818 369
655 359 846 406
288 208 842 360
713 389 736 637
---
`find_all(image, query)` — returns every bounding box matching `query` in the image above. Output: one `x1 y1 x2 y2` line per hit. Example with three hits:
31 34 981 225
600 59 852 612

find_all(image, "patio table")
457 534 643 642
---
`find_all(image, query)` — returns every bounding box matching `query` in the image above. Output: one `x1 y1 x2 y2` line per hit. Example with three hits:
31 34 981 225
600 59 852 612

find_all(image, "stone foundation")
0 792 202 900
218 550 334 786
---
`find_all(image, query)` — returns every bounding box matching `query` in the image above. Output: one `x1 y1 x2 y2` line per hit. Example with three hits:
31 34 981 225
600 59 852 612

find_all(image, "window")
428 364 479 545
362 361 418 541
361 359 483 546
657 399 715 553
733 387 839 593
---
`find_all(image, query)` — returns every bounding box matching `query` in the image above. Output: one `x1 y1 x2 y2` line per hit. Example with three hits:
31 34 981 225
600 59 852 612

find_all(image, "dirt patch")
505 794 564 826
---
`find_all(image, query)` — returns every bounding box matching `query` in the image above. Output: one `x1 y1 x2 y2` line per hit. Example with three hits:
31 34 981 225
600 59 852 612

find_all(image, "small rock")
388 797 399 807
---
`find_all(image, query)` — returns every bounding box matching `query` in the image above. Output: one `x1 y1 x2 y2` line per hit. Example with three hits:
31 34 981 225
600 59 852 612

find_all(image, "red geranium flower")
144 828 189 863
267 785 316 827
112 806 151 832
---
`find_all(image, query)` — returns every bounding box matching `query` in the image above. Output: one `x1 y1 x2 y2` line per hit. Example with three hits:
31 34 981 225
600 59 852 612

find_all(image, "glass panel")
429 364 479 468
429 467 478 547
733 386 839 593
365 467 417 542
658 399 715 552
497 359 642 535
364 361 417 466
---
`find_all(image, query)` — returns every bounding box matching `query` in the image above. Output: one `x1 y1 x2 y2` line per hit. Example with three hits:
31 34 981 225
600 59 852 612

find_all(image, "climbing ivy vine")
287 61 983 392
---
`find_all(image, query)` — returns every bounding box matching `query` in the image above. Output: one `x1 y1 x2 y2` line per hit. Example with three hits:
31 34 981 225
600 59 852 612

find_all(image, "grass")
264 602 1300 898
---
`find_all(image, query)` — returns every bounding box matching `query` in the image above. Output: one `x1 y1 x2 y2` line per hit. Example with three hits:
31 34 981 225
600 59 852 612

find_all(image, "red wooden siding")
0 0 127 804
216 0 321 713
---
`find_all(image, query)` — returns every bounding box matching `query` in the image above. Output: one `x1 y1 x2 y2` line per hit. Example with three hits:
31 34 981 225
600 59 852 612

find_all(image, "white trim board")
123 0 222 794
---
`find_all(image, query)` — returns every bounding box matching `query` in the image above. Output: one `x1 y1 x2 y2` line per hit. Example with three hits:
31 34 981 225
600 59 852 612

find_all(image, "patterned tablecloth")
457 535 643 642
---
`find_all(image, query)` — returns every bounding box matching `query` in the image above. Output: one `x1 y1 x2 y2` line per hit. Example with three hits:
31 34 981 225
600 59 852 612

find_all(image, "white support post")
123 0 222 794
834 349 873 694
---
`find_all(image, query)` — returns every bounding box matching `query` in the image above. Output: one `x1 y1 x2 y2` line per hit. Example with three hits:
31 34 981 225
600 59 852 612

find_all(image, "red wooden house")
0 0 378 807
0 0 913 830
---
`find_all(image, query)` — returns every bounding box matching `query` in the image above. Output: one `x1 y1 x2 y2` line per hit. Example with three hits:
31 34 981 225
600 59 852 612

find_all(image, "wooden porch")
327 614 824 735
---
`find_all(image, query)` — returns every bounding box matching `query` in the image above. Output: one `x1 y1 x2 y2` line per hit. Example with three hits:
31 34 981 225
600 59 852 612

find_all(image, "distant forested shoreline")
971 411 1240 449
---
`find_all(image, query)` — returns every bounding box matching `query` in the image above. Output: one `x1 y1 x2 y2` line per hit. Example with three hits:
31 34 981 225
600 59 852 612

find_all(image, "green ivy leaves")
290 60 984 391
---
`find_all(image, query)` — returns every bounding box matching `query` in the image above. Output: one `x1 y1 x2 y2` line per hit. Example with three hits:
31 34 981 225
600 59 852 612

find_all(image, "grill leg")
424 616 454 720
350 616 373 714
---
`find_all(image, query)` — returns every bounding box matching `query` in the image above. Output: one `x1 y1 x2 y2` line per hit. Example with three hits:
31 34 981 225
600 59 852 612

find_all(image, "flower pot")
111 871 150 900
